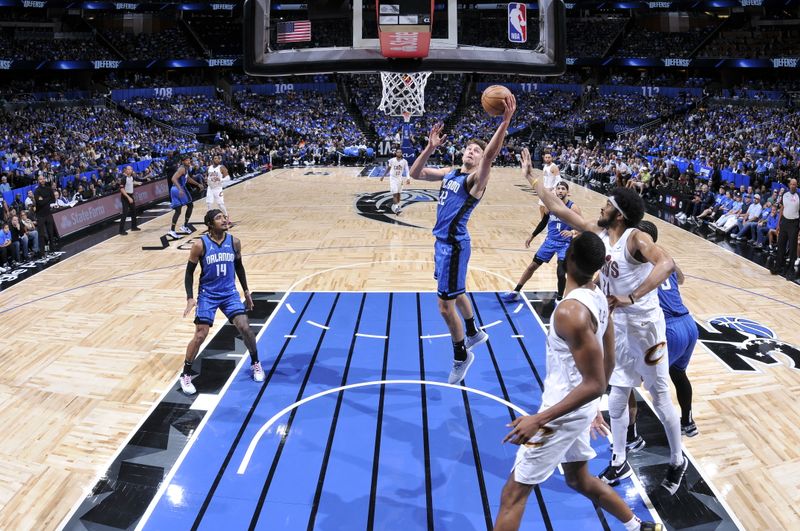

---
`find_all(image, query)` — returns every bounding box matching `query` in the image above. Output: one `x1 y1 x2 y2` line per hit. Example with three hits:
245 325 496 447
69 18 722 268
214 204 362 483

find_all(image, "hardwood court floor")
1 166 798 530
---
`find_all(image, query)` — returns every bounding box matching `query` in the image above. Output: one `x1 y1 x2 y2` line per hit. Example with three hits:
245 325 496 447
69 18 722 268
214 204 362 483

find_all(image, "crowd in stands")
0 28 115 61
700 20 800 58
615 26 715 58
187 16 242 57
100 27 199 60
120 94 233 128
104 72 208 89
566 18 627 57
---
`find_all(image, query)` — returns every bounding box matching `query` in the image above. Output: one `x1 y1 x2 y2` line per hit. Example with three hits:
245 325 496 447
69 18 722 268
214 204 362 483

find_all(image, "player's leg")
390 178 402 214
494 473 535 531
562 462 649 530
600 384 634 485
215 189 229 222
625 392 645 452
456 293 489 351
231 313 264 382
433 240 474 382
170 206 182 237
504 246 551 301
182 200 194 233
669 314 699 436
181 322 210 395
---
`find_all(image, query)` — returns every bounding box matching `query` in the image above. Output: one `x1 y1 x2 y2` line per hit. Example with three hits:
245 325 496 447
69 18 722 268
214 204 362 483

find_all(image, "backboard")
243 0 566 77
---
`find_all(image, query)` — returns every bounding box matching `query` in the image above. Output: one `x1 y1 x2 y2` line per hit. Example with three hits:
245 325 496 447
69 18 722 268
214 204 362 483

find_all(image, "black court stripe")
469 294 552 530
248 293 341 530
415 293 434 530
533 487 555 531
191 293 316 530
593 501 613 531
306 293 367 530
459 386 494 531
366 293 393 531
492 292 545 390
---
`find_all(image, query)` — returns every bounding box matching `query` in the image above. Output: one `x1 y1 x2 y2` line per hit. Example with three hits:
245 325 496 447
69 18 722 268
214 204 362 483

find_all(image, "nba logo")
508 3 527 43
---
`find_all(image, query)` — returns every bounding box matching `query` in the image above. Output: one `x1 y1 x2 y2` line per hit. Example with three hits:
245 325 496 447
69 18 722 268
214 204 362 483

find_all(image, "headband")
608 195 627 219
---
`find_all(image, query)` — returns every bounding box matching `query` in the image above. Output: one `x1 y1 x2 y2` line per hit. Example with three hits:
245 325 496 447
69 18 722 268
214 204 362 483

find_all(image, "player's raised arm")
525 149 596 233
409 123 450 181
473 94 516 192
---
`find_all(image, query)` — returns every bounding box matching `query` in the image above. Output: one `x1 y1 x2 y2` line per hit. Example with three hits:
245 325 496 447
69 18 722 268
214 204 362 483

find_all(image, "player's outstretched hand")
244 291 254 311
183 298 196 318
521 148 532 174
427 123 447 149
503 414 544 445
502 93 517 123
590 410 610 440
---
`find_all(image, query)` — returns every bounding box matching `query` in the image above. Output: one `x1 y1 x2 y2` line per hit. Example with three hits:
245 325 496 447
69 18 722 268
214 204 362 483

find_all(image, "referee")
119 165 141 235
772 178 799 280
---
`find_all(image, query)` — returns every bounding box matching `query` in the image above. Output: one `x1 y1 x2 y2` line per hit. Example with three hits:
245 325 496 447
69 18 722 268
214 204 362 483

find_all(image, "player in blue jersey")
634 220 699 437
410 94 516 384
179 209 264 395
503 181 581 303
169 154 204 239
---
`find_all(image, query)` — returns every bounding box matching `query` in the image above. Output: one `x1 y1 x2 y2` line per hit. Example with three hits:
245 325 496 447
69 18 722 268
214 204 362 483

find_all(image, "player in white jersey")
525 148 687 495
538 151 561 217
381 148 411 214
496 232 661 531
206 154 231 223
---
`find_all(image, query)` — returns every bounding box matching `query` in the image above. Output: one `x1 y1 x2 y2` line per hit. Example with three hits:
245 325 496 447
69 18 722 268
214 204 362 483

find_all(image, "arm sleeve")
185 261 198 299
234 256 249 292
531 213 550 238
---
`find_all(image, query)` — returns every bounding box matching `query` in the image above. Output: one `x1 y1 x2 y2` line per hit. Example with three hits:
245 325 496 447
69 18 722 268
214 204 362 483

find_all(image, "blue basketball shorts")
666 313 699 371
433 239 471 300
170 185 190 209
534 238 569 264
194 290 246 326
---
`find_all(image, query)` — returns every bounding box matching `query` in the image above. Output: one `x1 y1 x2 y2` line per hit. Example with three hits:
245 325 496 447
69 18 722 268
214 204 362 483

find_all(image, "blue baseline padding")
141 292 312 530
310 292 391 530
196 292 340 529
248 292 364 529
418 292 493 530
371 293 430 529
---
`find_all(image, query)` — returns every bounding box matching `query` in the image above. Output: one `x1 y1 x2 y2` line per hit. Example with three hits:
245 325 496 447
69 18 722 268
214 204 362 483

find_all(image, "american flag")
277 20 311 43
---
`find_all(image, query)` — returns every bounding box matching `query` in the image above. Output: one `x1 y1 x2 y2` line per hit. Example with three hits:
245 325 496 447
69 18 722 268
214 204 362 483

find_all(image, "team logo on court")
697 316 800 373
354 189 439 228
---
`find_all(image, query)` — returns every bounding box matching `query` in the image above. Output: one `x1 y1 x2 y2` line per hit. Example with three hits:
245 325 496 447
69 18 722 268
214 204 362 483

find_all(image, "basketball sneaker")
681 421 699 437
252 361 265 383
660 456 688 495
447 350 475 384
168 230 180 239
465 329 489 350
502 290 521 302
180 374 196 395
598 459 633 486
626 435 646 452
179 225 192 234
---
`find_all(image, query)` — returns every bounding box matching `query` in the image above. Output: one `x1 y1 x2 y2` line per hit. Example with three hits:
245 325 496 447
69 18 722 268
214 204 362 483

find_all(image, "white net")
378 71 431 123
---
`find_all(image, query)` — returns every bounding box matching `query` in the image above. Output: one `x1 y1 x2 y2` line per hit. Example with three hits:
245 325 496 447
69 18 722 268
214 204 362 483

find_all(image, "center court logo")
355 189 439 229
697 316 800 373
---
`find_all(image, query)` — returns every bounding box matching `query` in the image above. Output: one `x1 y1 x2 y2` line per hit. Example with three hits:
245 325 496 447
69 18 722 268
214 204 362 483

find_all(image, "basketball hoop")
378 71 431 123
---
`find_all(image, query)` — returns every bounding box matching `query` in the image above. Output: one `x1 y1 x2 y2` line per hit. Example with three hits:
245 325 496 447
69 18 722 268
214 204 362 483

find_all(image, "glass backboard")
244 0 566 76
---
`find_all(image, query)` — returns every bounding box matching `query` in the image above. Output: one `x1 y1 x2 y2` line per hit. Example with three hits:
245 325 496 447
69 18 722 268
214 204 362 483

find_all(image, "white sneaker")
252 361 265 382
502 290 521 302
464 329 489 350
179 226 192 234
180 374 196 395
448 350 475 384
168 230 180 238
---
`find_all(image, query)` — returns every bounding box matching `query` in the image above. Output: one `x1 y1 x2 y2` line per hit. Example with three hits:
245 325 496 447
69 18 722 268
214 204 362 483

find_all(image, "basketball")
481 85 512 116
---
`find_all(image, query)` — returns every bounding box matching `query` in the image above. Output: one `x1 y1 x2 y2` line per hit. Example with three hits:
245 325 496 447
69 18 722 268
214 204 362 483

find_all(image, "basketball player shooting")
409 93 516 385
525 148 688 495
495 232 661 531
179 209 265 395
380 148 411 215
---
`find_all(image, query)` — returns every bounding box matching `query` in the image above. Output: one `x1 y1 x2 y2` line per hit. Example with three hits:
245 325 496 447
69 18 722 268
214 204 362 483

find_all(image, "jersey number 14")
216 263 228 277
